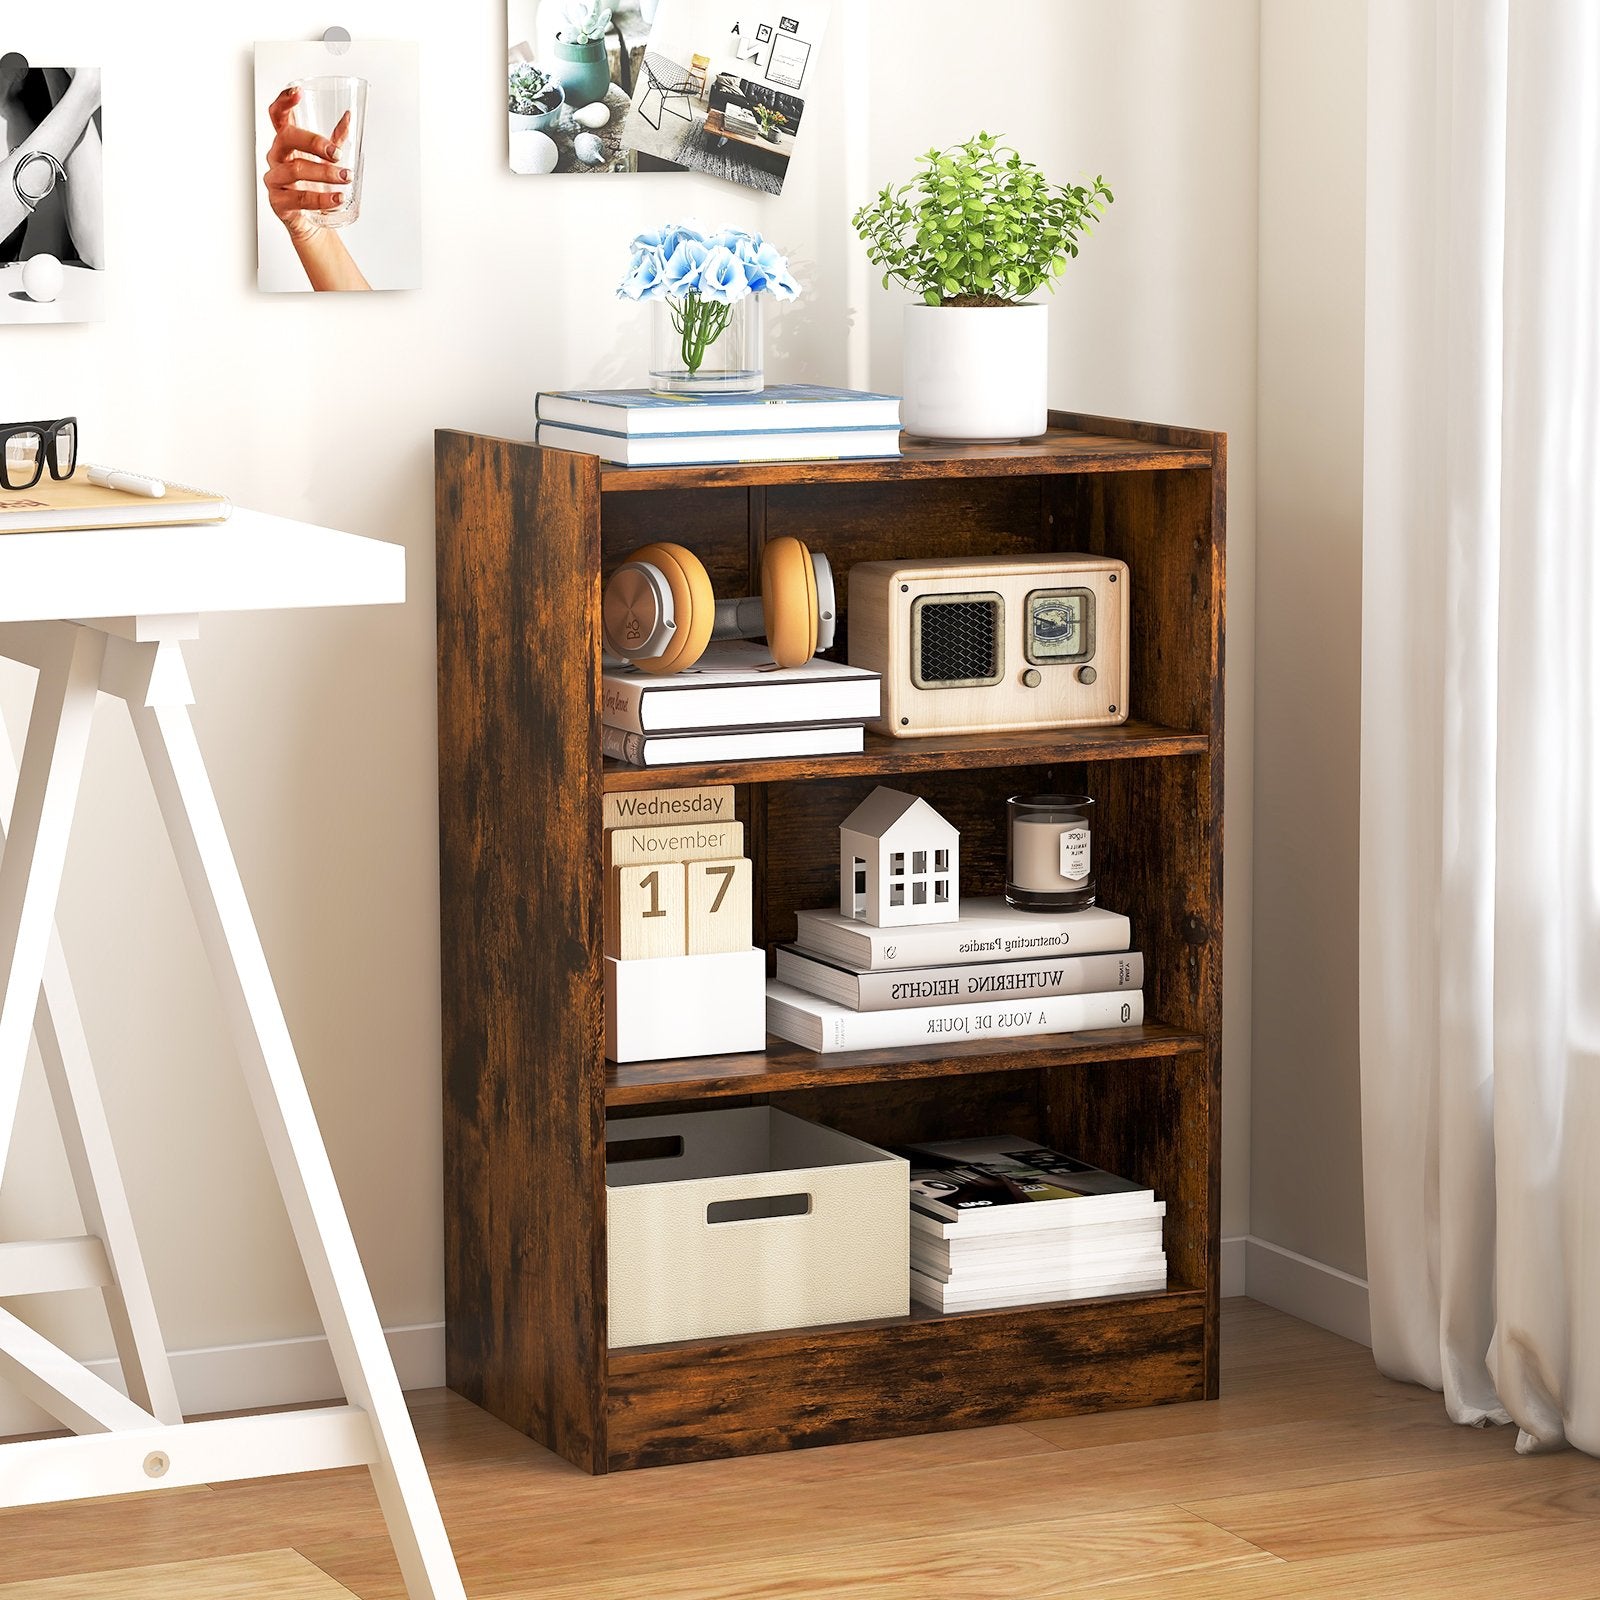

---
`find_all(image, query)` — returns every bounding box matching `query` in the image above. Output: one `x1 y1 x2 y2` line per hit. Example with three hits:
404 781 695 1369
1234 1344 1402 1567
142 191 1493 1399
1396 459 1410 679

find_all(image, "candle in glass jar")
1005 794 1096 912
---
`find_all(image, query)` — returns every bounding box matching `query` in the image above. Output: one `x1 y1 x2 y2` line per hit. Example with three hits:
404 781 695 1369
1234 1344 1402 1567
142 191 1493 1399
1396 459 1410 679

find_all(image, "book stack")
535 384 902 467
602 641 882 768
906 1137 1167 1312
766 898 1143 1052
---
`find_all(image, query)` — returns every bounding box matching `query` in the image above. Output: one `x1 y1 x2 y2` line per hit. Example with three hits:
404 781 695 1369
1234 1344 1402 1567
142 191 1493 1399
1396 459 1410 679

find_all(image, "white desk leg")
0 654 182 1427
0 628 104 1175
130 695 466 1600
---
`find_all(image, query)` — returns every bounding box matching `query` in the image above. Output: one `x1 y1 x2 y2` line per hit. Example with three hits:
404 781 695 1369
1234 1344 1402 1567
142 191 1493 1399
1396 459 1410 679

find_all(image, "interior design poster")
506 0 684 176
620 0 830 194
254 40 421 293
0 57 104 323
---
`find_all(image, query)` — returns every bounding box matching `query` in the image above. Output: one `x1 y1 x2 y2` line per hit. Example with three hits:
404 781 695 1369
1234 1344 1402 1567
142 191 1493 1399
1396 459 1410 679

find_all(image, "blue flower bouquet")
619 224 801 393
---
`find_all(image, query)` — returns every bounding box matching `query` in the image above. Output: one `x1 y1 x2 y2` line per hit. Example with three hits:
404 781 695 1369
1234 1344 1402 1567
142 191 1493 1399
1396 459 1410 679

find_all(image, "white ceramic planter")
900 302 1050 442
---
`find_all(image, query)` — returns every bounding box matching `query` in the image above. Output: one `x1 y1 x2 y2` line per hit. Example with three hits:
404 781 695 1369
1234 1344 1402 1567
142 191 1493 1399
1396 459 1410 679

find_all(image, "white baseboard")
0 1321 446 1440
1221 1234 1248 1297
1243 1235 1371 1346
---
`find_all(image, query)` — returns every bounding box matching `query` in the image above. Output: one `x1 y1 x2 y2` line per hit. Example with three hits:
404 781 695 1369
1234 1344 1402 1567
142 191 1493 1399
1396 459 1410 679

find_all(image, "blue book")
535 384 902 437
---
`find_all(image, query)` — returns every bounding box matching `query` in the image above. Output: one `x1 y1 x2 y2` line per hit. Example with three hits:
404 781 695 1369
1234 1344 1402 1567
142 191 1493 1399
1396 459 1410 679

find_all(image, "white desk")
0 513 464 1600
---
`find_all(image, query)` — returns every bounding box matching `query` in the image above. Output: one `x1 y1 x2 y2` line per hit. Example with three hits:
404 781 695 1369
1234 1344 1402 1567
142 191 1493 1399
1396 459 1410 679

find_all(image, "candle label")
1060 826 1091 882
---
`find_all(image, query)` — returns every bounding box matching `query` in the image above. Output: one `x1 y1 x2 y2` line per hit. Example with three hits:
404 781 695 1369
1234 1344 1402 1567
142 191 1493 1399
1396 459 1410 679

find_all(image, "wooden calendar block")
606 863 687 960
686 858 753 955
604 819 744 871
602 784 734 832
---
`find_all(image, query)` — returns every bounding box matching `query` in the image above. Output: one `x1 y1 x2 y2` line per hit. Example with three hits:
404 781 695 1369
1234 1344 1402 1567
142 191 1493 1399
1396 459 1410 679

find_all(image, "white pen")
86 465 167 499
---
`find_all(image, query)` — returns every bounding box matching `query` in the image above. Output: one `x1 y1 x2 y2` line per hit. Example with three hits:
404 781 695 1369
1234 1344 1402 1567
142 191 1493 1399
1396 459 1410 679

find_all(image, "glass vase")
651 294 764 394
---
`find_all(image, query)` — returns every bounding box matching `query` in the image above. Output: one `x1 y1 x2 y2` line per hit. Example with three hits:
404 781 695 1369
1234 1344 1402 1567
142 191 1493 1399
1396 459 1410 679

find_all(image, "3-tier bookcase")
435 412 1225 1473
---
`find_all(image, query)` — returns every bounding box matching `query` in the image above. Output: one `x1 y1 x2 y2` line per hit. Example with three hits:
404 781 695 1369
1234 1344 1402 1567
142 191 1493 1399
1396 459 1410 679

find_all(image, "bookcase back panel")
600 487 752 598
771 1069 1049 1152
1049 469 1218 737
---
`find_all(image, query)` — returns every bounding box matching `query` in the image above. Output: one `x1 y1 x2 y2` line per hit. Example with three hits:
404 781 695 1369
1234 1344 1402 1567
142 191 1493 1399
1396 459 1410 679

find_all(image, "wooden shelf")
602 719 1207 791
605 1285 1207 1470
597 426 1213 493
606 1023 1202 1106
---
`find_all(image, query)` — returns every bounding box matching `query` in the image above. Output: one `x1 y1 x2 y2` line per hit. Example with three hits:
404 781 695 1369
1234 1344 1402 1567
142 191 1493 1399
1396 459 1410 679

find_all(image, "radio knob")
1077 666 1098 685
1021 668 1042 688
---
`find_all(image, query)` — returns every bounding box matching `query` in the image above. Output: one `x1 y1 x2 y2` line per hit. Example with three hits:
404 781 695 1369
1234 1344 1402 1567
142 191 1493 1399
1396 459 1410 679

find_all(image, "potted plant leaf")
508 62 565 132
852 133 1112 441
554 0 614 110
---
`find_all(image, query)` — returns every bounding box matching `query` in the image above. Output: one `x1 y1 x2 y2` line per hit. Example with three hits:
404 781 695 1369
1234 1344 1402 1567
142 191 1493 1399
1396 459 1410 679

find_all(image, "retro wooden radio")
847 553 1129 737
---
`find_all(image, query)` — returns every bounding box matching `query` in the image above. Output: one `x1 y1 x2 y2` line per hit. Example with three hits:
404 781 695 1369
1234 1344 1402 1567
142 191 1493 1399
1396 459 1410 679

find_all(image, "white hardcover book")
909 1198 1166 1240
792 898 1132 971
910 1264 1169 1312
603 644 881 734
776 946 1143 1011
538 421 902 467
911 1245 1168 1287
765 982 1143 1054
602 723 865 768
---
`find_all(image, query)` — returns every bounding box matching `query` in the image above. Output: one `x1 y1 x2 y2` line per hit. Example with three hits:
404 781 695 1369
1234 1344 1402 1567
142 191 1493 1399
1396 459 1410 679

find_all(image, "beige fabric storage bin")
606 1107 910 1348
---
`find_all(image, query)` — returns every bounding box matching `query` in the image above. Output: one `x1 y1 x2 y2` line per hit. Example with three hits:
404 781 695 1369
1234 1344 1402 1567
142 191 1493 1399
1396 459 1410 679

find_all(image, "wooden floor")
5 1300 1600 1599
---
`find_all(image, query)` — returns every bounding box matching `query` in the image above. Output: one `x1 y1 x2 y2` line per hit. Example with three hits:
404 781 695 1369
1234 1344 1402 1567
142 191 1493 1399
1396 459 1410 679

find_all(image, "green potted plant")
554 0 613 111
508 62 565 132
852 133 1112 440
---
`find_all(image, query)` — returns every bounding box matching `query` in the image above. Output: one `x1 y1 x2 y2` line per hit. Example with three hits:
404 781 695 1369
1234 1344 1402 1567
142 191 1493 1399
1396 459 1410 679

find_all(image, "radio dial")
1077 666 1098 685
1021 668 1042 688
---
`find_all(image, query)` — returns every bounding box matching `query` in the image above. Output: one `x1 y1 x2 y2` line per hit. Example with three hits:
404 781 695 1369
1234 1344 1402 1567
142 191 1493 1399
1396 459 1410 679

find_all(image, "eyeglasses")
1 418 78 492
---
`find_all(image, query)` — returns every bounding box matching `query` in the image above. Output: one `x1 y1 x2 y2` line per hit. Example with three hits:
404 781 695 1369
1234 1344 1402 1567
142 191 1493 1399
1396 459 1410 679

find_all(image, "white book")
776 945 1143 1012
536 384 903 436
910 1264 1169 1313
913 1221 1165 1270
603 644 881 734
910 1198 1165 1240
912 1246 1168 1287
766 981 1142 1054
537 421 902 467
602 722 864 768
792 898 1132 971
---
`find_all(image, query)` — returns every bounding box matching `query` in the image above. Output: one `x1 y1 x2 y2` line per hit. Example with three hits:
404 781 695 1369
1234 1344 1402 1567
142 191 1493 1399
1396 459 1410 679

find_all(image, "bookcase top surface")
586 423 1219 492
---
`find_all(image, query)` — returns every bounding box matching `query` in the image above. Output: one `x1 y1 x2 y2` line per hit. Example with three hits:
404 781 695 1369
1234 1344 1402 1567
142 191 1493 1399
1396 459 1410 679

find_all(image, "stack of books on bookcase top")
602 641 882 767
906 1137 1167 1312
535 384 902 467
766 898 1143 1052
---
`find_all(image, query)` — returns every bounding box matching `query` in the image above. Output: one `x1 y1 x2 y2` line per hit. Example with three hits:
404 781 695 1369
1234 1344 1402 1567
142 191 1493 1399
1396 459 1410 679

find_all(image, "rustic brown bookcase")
435 413 1225 1474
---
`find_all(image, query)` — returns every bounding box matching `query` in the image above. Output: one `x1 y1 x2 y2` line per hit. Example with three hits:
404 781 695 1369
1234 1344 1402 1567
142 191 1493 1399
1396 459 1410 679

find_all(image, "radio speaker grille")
912 595 1003 687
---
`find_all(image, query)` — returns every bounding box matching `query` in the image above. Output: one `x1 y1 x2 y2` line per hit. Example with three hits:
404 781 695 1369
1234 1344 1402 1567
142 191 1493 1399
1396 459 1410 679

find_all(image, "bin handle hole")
706 1193 812 1225
606 1135 684 1164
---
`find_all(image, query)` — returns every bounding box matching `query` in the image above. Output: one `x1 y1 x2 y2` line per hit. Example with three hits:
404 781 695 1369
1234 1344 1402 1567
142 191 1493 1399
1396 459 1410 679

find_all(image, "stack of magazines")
535 384 903 467
907 1137 1168 1312
602 641 881 768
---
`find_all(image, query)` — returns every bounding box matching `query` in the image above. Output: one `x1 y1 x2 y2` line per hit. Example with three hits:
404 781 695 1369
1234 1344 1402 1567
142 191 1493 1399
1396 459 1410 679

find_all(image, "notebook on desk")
0 477 232 533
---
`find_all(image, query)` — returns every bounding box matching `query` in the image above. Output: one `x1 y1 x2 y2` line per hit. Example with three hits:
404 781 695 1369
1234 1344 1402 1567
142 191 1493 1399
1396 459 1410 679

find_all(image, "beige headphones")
602 536 836 674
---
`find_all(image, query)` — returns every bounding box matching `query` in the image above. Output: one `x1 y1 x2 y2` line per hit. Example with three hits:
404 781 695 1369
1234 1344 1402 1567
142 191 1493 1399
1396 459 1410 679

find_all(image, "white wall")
1251 0 1367 1280
0 0 1259 1422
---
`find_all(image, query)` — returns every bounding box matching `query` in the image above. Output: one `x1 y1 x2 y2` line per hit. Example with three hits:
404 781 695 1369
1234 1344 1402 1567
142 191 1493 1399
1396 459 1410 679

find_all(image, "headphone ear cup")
760 537 819 669
627 542 714 674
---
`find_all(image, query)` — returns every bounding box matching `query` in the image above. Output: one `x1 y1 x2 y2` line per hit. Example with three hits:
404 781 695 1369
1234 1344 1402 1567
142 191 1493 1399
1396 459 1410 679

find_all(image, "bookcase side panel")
437 432 609 1471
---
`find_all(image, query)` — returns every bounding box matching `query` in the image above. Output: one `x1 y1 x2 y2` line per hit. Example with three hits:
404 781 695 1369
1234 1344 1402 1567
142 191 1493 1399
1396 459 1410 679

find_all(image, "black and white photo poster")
0 57 104 324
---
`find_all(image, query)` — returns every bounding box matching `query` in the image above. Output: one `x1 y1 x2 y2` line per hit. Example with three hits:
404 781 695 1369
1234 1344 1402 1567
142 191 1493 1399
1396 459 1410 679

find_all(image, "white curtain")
1361 0 1600 1453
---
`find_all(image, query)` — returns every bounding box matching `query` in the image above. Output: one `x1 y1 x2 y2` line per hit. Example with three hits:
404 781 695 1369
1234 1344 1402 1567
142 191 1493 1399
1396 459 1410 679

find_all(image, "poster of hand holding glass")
254 39 421 293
